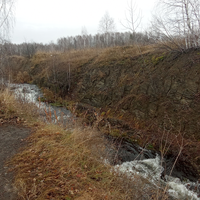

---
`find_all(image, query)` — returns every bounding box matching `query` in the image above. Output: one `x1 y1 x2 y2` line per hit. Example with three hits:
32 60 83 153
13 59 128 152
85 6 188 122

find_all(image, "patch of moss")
110 129 121 137
50 102 63 107
38 97 46 102
152 55 165 65
147 143 155 150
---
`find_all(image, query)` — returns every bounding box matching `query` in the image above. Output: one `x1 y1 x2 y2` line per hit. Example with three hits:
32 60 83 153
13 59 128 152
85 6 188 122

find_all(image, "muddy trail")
0 123 32 200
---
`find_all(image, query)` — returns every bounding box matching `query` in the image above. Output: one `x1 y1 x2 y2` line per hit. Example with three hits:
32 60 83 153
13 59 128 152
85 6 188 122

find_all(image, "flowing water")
115 154 200 199
9 83 200 200
9 83 72 126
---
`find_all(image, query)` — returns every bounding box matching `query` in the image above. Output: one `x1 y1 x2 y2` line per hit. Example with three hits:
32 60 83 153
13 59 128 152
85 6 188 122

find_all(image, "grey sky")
10 0 157 44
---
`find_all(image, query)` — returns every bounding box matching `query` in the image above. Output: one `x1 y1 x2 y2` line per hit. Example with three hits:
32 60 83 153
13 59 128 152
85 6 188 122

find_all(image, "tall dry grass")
0 87 171 200
9 124 168 200
0 86 39 124
0 87 16 116
30 45 155 76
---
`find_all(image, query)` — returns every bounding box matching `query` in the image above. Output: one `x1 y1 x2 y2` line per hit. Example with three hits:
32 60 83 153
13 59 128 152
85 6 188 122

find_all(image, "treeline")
1 0 200 59
0 31 157 58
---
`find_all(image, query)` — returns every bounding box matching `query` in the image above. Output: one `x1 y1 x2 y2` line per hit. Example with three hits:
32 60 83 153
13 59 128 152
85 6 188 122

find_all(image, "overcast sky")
10 0 157 44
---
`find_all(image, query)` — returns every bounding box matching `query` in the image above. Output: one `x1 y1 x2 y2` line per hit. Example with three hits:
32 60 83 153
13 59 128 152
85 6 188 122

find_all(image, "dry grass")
9 124 167 200
2 44 199 199
0 88 16 116
0 86 170 200
154 37 189 52
22 45 155 79
92 45 155 66
33 48 102 72
0 87 39 124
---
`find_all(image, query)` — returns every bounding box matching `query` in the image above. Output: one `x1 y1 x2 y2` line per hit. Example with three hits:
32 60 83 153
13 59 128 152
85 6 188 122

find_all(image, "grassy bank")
0 87 172 199
4 45 200 182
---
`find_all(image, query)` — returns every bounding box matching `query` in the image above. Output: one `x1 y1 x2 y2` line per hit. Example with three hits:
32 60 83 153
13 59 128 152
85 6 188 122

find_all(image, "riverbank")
9 46 200 166
2 84 200 199
7 46 200 175
3 45 200 198
1 86 171 199
0 88 36 199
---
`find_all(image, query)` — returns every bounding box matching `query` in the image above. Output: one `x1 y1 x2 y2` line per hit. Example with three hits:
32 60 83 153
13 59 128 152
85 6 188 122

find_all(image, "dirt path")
0 124 32 200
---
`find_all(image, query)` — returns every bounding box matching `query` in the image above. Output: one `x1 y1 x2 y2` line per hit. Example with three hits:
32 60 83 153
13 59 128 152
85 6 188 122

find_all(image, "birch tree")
81 26 88 48
98 11 116 34
98 12 116 47
151 0 200 51
0 0 15 84
121 0 142 43
0 0 15 42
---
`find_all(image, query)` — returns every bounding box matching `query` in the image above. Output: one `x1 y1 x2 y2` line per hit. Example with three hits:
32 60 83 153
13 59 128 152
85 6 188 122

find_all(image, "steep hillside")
77 49 200 139
10 47 200 135
8 46 200 173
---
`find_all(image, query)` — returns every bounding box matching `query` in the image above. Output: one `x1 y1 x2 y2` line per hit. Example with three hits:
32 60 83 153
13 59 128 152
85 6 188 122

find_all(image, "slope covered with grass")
0 87 170 200
7 45 200 177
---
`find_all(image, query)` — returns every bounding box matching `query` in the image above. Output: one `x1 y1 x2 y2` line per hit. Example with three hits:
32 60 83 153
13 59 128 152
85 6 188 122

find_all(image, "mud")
0 124 31 200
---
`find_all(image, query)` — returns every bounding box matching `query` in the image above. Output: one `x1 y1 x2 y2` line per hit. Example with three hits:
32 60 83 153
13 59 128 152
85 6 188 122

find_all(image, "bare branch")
121 0 142 34
98 11 116 34
0 0 15 42
150 0 200 51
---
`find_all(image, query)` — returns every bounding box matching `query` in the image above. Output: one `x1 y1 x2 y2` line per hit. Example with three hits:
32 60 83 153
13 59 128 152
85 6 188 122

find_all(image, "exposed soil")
0 124 32 200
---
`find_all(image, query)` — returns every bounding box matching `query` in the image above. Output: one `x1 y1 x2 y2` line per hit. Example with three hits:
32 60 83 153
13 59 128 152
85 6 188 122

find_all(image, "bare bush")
20 42 38 58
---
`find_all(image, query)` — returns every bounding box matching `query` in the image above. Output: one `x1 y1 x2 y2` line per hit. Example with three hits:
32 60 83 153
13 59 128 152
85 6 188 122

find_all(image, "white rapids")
115 154 200 200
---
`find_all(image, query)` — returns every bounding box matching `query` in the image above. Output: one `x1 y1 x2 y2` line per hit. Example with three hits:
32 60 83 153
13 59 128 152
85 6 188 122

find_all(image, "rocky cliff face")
74 49 200 140
9 47 200 140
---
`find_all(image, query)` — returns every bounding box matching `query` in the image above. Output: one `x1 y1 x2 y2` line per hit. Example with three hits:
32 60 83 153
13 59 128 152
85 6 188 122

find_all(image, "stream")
8 83 200 200
9 83 72 126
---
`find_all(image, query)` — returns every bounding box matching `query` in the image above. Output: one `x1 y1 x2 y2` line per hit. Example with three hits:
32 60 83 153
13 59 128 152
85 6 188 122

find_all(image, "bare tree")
21 42 38 58
81 26 88 37
98 12 116 47
0 0 15 84
151 0 200 51
121 0 142 43
81 26 88 48
98 11 116 34
0 0 15 42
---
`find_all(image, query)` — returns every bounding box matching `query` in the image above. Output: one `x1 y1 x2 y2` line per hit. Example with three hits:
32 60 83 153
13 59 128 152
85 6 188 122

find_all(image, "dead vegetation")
0 86 39 125
2 44 200 198
0 87 173 200
6 45 200 174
